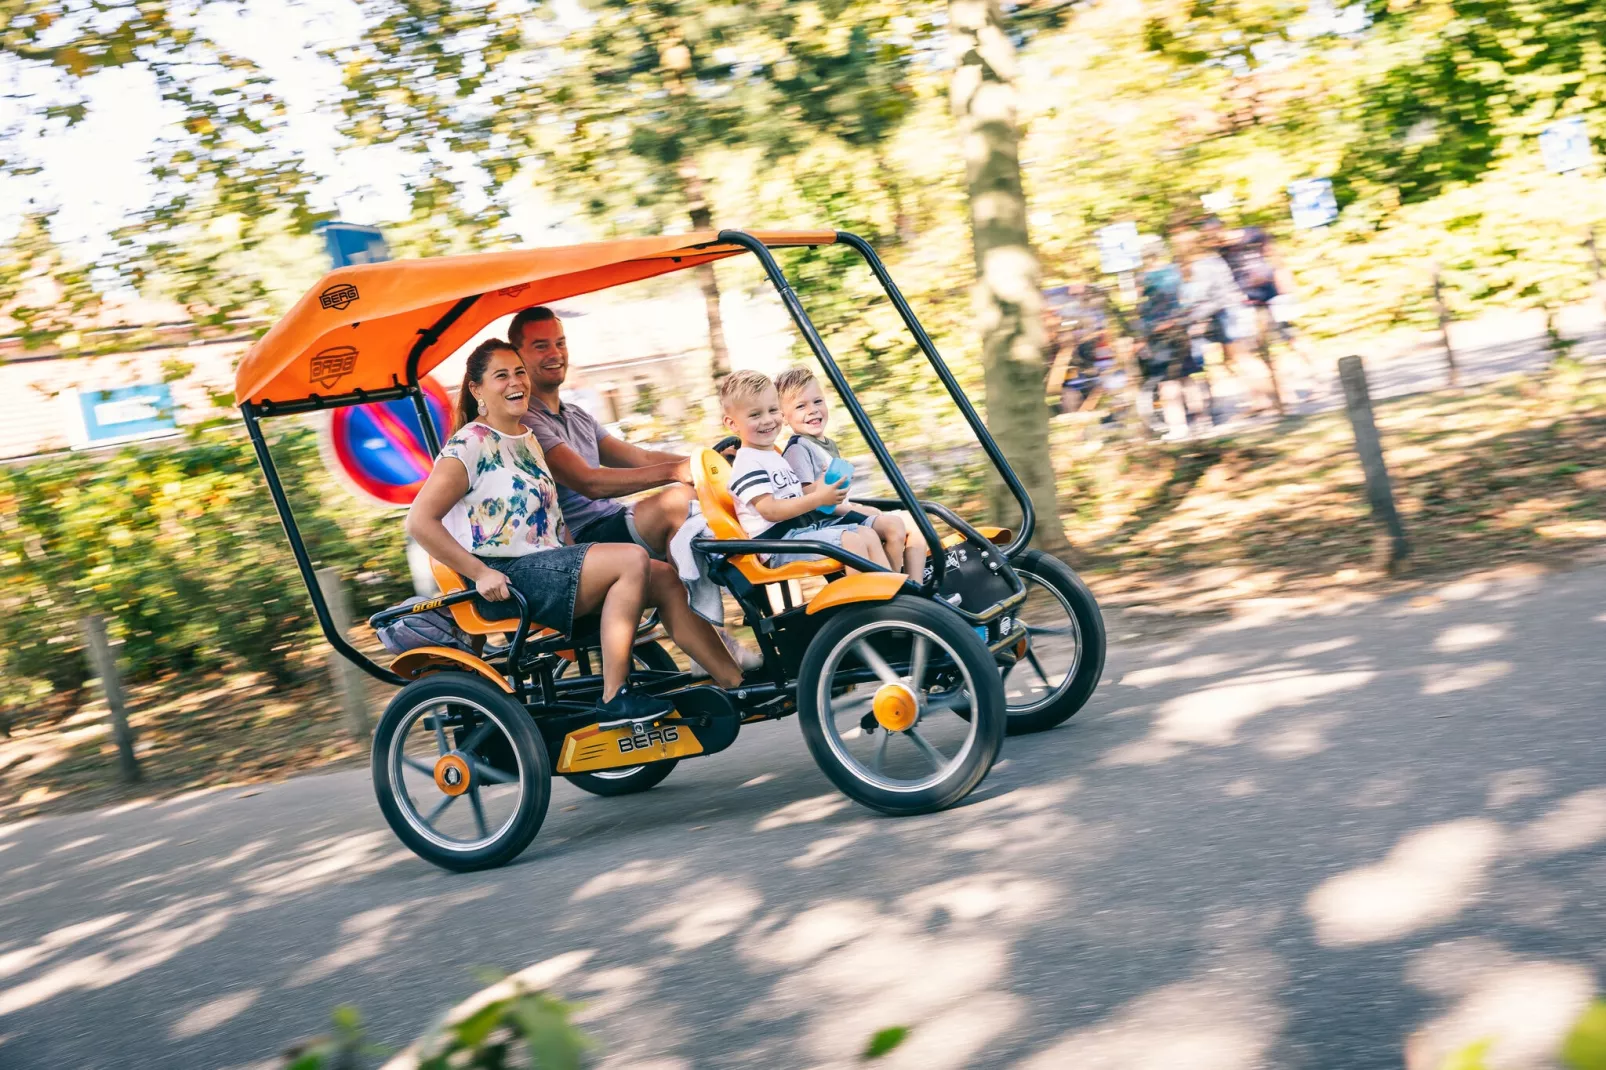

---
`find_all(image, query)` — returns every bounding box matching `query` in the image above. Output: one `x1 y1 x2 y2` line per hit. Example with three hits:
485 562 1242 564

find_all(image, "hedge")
0 425 413 728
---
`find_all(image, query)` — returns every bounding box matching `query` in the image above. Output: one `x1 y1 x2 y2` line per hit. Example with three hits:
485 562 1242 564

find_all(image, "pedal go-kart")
236 229 1106 872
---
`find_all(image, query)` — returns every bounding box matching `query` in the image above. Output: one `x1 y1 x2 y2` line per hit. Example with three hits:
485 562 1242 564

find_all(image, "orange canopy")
235 230 836 407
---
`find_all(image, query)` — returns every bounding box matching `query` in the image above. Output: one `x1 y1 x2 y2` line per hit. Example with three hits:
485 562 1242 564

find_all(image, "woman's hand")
475 568 511 603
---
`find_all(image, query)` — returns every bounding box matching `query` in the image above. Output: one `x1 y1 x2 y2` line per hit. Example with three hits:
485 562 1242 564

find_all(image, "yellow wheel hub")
872 683 920 732
433 754 472 796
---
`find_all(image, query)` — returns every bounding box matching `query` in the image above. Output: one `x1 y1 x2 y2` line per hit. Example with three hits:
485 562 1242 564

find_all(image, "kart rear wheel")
797 595 1005 816
372 673 550 872
563 640 681 797
999 549 1107 735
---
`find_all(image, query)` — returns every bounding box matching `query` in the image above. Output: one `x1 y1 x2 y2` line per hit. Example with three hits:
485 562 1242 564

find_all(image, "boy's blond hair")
718 369 774 410
774 365 818 401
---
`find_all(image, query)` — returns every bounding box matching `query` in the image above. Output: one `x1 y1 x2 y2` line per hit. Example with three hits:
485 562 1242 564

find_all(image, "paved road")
3 564 1605 1069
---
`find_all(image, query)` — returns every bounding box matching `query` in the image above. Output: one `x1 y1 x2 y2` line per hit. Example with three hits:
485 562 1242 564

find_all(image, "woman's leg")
644 561 743 689
572 543 651 701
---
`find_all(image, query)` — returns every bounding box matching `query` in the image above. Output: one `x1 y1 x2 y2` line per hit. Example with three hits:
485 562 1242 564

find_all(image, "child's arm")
751 480 847 523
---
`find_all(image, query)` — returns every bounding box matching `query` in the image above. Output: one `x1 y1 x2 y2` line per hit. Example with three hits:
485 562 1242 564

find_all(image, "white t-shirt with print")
729 445 809 538
438 422 568 557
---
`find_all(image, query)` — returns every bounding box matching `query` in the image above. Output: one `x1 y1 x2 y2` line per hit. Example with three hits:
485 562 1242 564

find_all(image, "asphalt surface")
3 563 1605 1069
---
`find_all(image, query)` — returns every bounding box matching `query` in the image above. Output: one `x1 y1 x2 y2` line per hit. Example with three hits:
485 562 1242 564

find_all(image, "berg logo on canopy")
324 376 451 507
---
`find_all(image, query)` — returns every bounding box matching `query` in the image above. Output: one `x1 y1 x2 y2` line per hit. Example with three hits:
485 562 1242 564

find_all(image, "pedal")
595 713 660 736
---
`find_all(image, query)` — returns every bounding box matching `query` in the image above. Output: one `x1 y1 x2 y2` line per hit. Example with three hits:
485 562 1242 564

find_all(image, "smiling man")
511 305 695 559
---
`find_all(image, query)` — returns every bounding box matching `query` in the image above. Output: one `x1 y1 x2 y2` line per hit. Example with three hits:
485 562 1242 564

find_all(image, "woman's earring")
478 397 487 415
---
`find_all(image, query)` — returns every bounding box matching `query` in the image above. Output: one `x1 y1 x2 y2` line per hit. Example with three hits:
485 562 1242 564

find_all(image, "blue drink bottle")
819 457 854 514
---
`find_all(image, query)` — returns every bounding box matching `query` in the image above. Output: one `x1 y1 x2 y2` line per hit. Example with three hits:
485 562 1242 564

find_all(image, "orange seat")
429 559 562 640
692 448 845 587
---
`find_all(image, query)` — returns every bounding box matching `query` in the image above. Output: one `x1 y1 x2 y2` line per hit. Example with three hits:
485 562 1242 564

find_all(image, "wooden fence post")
316 567 372 741
82 615 140 784
1338 356 1411 574
1588 227 1606 315
1432 263 1458 387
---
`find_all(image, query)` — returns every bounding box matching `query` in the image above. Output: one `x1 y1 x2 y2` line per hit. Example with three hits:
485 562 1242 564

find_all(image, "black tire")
797 595 1006 816
1000 548 1107 735
562 640 681 797
371 673 550 872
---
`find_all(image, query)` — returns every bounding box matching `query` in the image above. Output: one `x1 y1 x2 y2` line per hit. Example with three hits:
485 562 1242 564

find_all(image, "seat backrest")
691 448 844 588
428 559 527 636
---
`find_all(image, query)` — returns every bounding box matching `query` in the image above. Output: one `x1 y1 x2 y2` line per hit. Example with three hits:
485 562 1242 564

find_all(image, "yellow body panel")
557 720 705 774
391 646 512 693
805 572 907 615
941 526 1012 549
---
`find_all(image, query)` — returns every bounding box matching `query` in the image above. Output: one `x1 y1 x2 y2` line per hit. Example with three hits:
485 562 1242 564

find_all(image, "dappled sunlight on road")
1420 659 1513 696
1015 951 1286 1070
1518 788 1606 856
1306 818 1504 947
170 988 260 1040
1404 941 1597 1070
628 878 762 952
1105 668 1374 764
753 793 849 832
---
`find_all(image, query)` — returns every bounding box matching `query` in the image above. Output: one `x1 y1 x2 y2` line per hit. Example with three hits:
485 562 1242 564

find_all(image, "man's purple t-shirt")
521 396 624 535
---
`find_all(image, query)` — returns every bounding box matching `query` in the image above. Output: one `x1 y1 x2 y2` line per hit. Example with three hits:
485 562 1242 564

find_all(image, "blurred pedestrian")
1205 217 1319 406
1137 235 1213 438
1173 224 1276 417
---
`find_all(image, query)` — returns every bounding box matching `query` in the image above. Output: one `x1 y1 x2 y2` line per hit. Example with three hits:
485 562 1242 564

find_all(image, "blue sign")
1540 118 1593 174
67 383 177 447
1288 178 1339 229
319 223 391 268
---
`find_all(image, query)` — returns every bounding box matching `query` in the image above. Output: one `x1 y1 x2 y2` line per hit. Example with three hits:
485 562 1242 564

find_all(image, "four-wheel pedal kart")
236 229 1106 871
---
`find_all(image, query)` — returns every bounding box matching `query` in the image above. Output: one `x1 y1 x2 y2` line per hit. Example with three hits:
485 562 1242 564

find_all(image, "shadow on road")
2 563 1605 1069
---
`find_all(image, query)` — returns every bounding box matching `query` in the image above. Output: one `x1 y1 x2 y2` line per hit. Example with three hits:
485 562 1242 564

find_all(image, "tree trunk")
948 0 1069 554
680 159 732 382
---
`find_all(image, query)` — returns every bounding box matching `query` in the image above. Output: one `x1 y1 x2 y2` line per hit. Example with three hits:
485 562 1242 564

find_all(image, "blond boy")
775 366 928 581
719 371 888 570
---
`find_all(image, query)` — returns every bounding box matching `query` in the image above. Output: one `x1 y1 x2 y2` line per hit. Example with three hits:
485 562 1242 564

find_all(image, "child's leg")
902 525 928 581
842 528 890 570
872 515 905 572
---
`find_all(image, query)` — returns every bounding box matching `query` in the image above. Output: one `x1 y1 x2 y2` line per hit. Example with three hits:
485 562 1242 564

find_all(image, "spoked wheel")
798 596 1006 816
999 549 1107 735
560 640 682 797
372 674 550 872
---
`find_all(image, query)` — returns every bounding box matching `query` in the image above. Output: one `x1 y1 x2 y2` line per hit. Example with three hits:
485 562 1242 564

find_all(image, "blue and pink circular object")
326 377 451 507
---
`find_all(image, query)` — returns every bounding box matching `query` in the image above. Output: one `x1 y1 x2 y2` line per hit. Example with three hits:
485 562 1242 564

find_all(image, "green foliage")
1439 1038 1492 1070
0 426 411 724
412 987 594 1070
1564 1000 1606 1070
862 1025 910 1060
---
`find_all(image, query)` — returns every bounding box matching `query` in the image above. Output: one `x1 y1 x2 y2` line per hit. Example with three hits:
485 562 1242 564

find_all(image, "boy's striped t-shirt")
729 446 806 538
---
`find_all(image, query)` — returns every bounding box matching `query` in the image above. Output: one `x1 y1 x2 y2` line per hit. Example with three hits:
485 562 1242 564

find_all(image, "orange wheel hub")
433 754 472 796
872 683 920 732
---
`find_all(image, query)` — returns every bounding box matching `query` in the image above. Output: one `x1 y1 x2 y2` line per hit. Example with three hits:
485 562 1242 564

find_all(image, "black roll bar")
832 232 1036 557
716 229 951 592
690 536 897 580
242 401 408 687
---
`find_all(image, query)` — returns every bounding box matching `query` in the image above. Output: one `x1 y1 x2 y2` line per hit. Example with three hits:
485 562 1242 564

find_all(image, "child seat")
692 448 846 587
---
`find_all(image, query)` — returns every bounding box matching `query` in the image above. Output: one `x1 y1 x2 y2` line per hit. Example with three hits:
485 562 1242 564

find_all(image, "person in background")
1172 224 1276 417
1205 217 1318 405
1136 235 1212 438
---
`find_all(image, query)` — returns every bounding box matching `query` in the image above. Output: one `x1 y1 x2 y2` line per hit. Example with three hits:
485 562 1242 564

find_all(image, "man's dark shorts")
571 505 660 557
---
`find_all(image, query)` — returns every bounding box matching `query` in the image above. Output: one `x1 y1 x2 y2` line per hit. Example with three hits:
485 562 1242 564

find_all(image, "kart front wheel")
372 673 550 872
797 595 1005 816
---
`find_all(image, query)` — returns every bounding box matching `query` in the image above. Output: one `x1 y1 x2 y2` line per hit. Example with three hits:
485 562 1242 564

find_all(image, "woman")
407 340 744 723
